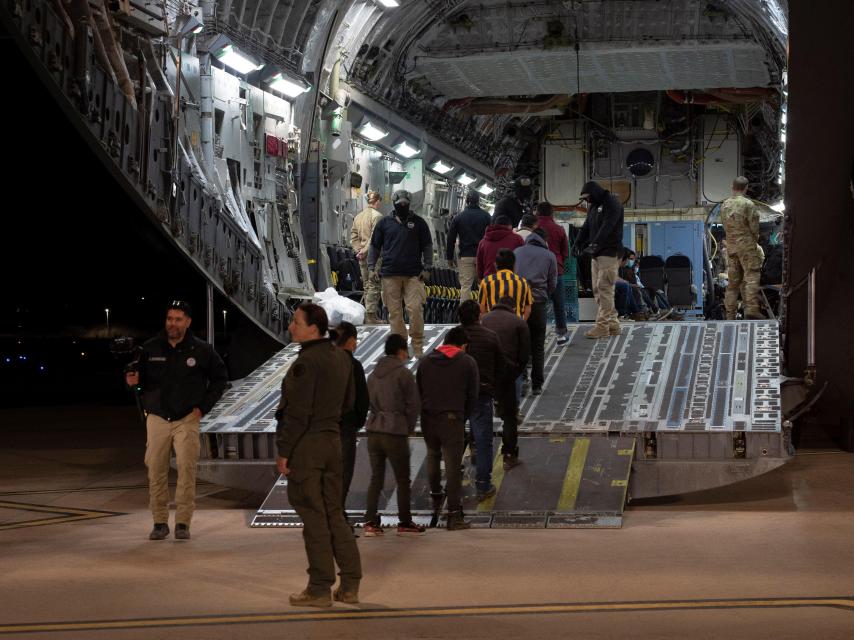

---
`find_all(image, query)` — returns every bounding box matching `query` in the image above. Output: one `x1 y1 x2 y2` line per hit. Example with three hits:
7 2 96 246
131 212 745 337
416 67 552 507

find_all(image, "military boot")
148 523 169 540
446 510 471 531
608 322 621 336
333 584 360 604
289 589 332 608
585 324 611 339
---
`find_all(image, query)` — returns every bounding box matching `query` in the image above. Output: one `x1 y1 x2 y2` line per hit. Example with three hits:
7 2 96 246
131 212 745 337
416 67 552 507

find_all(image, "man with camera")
125 301 228 541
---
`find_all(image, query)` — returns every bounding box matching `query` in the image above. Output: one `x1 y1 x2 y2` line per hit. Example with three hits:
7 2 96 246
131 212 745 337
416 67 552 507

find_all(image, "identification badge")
186 357 197 367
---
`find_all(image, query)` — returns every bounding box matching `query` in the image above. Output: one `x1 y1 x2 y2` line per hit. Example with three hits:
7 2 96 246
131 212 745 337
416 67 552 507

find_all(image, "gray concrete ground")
2 405 854 639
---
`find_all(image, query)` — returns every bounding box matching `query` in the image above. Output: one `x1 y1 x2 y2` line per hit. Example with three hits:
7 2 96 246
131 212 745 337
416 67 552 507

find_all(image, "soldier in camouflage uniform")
720 176 764 320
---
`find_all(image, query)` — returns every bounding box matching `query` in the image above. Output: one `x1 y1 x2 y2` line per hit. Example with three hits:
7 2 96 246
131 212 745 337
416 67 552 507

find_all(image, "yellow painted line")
617 449 634 456
0 500 123 531
2 598 853 634
556 437 590 512
477 451 506 512
611 480 627 487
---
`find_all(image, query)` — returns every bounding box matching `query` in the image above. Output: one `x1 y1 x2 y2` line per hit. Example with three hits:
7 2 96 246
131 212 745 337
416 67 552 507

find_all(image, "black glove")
571 243 583 258
582 243 598 256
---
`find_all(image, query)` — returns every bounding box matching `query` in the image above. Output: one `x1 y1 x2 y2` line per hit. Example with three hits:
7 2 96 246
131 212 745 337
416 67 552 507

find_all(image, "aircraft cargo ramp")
198 321 789 528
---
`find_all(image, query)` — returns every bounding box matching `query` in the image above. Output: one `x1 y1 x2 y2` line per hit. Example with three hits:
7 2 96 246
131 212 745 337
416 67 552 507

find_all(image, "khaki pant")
359 258 382 319
145 413 200 525
382 275 426 355
288 431 362 593
458 257 477 303
591 255 620 329
725 250 762 319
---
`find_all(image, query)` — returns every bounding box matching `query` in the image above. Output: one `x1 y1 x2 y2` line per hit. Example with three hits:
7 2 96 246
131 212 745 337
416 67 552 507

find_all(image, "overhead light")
268 73 311 98
377 0 400 7
393 140 419 158
455 172 476 186
174 14 204 38
214 43 262 74
477 182 494 195
430 159 454 175
356 120 389 142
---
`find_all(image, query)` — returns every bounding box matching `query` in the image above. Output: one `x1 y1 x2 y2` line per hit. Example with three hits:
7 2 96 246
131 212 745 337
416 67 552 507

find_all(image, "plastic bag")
313 287 366 326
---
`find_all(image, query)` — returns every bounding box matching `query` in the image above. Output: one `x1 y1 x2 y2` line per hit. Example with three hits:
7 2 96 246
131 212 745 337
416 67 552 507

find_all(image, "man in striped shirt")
478 249 533 320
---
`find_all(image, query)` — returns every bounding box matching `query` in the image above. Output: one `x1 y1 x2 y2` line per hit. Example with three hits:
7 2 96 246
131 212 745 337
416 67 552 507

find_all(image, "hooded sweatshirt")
476 225 525 279
366 355 420 436
514 233 557 302
415 347 479 419
576 181 624 258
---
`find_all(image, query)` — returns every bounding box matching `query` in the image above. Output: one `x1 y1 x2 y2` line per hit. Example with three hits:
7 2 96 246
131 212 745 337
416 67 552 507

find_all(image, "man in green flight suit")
275 303 362 607
720 176 765 319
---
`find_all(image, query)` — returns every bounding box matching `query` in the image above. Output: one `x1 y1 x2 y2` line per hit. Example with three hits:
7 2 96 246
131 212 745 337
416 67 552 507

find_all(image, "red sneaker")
362 522 384 537
397 521 426 536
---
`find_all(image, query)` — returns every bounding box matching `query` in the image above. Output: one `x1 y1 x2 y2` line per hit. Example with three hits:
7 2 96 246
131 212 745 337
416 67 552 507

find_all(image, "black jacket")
576 181 624 258
462 323 507 397
339 352 369 434
368 212 433 277
138 330 228 420
446 206 491 259
494 195 524 228
416 348 479 419
481 303 531 379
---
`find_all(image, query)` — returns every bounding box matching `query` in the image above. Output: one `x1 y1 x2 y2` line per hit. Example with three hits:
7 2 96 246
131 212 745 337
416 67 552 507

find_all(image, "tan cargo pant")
725 250 763 319
382 275 426 355
458 257 477 303
359 258 382 319
145 413 200 525
591 255 620 329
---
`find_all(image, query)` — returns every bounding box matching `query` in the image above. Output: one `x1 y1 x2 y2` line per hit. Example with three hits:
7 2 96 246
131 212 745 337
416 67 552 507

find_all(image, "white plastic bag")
313 287 366 326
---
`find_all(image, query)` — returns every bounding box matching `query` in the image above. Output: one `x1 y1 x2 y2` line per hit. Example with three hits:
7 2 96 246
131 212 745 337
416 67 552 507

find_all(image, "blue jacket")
446 206 491 259
513 233 557 303
368 213 433 277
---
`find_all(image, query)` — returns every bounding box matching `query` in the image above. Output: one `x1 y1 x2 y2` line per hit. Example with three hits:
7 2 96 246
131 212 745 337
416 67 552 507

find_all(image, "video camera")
109 336 143 374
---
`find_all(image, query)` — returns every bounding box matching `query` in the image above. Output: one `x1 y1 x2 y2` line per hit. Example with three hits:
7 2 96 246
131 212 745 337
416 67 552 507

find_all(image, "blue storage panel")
623 220 705 317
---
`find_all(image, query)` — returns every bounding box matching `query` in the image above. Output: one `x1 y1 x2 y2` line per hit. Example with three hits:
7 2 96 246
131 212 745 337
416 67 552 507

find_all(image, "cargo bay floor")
2 405 853 640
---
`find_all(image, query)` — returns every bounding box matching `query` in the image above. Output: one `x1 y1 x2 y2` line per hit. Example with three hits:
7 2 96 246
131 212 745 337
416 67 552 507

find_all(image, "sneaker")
174 523 191 540
362 522 384 537
531 386 542 396
333 586 359 604
476 484 497 501
503 453 520 470
556 334 569 346
446 511 471 531
397 521 426 536
289 589 332 608
148 523 169 540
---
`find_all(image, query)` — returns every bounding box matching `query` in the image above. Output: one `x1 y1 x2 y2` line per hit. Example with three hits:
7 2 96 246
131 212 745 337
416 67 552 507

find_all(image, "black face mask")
395 205 411 220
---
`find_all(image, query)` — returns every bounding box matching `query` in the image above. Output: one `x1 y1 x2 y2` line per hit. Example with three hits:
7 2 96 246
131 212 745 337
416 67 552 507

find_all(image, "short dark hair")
493 215 512 227
733 176 749 191
458 300 481 326
465 191 480 207
297 302 328 337
495 248 516 271
520 213 537 229
497 295 516 308
533 227 548 240
167 300 192 318
535 201 553 217
330 321 357 346
384 333 409 356
444 325 468 347
622 247 635 260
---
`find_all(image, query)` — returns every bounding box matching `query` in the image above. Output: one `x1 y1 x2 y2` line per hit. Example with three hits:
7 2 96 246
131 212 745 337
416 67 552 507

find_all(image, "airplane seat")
664 254 694 308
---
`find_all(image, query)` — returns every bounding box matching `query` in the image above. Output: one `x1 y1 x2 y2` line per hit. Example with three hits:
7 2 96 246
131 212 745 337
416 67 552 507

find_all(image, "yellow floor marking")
477 451 506 512
2 598 853 634
0 500 123 531
556 438 590 512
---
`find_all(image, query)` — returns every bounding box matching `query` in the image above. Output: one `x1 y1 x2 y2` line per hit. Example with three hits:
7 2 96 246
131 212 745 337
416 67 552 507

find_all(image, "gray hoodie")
366 356 420 436
514 233 557 302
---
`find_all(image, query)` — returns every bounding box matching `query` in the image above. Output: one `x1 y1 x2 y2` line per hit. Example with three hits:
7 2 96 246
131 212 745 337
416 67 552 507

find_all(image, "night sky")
0 28 278 407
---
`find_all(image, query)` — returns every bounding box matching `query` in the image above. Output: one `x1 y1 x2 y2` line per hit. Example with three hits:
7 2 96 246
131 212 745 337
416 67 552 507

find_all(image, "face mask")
626 259 635 268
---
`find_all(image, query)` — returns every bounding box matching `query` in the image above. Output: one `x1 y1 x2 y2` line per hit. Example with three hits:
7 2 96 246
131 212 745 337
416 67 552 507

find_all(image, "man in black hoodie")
416 326 479 530
447 192 491 303
575 181 625 339
458 300 506 500
482 296 531 470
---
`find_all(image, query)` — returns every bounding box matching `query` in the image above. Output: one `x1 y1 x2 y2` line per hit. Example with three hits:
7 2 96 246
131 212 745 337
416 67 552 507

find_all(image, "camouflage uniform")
350 206 383 321
720 194 763 319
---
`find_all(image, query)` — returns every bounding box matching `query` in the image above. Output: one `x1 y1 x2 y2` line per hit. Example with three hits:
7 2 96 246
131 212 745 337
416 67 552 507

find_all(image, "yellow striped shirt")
478 269 533 317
